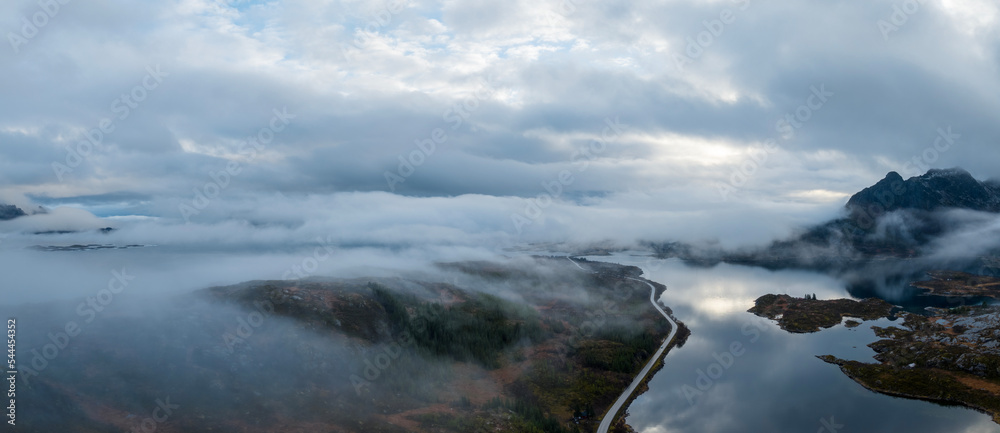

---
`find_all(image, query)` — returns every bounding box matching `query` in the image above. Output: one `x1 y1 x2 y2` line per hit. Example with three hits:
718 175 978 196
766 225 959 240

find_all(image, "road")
565 258 677 433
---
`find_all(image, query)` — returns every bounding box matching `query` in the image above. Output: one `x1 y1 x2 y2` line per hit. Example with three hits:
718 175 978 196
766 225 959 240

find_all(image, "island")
910 271 1000 299
819 305 1000 424
748 294 895 333
749 286 1000 425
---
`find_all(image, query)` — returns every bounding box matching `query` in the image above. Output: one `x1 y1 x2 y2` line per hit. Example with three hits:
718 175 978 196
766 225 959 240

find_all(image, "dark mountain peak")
920 167 972 180
0 203 27 221
884 171 904 183
847 167 1000 216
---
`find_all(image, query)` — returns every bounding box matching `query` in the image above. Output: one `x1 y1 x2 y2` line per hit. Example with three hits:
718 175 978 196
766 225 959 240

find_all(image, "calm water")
5 243 998 432
592 254 1000 433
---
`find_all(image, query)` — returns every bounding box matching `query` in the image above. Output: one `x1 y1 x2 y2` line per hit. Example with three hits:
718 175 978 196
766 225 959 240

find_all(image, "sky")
1 0 999 250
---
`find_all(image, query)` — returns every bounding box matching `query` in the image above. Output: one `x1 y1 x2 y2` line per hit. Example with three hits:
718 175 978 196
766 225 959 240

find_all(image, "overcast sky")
1 0 998 249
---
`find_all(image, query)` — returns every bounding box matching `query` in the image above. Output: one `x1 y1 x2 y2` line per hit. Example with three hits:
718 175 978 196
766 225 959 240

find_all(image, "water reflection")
590 254 1000 433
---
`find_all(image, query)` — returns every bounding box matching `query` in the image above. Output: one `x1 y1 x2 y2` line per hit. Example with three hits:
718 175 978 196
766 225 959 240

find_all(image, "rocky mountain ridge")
847 168 1000 221
650 167 1000 270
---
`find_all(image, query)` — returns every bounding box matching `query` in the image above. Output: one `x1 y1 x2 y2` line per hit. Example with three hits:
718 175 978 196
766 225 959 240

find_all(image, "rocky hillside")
650 168 1000 270
847 168 1000 217
812 168 1000 258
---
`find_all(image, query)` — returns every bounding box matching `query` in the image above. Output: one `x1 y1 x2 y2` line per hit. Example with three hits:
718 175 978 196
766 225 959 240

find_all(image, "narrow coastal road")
596 277 677 433
567 256 590 272
564 258 678 433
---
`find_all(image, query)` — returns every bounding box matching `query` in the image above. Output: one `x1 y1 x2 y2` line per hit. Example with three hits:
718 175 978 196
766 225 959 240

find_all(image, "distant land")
649 168 1000 271
0 203 26 220
910 271 1000 299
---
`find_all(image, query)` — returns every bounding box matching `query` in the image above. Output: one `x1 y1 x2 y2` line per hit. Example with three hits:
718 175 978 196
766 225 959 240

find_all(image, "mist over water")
3 187 1000 432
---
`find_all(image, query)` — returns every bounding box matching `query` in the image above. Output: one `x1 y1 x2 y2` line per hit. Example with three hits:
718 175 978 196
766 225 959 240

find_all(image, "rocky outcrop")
819 305 1000 424
748 294 895 333
0 203 26 220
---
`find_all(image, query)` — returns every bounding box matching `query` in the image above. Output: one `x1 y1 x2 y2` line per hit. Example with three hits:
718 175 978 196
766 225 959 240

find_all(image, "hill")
11 257 686 433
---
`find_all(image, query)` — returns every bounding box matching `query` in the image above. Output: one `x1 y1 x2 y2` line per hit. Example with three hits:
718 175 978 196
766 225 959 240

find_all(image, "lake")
591 254 1000 433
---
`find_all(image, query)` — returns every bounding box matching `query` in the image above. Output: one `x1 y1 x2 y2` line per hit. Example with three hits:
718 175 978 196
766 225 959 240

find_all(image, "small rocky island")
748 294 895 333
749 284 1000 425
911 271 1000 299
819 305 1000 424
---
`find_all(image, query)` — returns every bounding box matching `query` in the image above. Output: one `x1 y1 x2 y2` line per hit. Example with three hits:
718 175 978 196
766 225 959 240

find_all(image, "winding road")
565 258 678 433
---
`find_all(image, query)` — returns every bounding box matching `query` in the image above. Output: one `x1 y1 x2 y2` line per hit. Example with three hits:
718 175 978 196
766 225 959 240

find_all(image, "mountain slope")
651 168 1000 269
847 168 1000 220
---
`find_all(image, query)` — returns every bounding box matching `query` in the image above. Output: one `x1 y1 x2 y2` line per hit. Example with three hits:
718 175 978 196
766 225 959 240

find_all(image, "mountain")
777 167 1000 265
651 168 1000 270
0 204 26 220
846 168 1000 219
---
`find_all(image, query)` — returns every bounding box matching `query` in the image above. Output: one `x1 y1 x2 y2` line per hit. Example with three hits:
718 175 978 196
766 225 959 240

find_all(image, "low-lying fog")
3 187 1000 307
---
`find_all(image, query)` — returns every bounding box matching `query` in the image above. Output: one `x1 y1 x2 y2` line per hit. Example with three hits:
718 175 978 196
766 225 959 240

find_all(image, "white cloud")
0 0 997 255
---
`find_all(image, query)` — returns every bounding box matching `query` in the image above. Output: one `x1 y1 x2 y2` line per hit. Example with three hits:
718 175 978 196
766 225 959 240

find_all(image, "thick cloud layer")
1 0 998 253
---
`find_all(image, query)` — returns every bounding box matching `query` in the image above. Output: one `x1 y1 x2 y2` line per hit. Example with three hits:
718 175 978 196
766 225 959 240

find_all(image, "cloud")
0 0 997 267
0 206 106 233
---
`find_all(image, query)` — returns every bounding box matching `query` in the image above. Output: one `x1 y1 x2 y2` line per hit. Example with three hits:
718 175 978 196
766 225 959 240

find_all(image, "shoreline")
596 276 686 433
818 353 1000 425
829 362 1000 424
